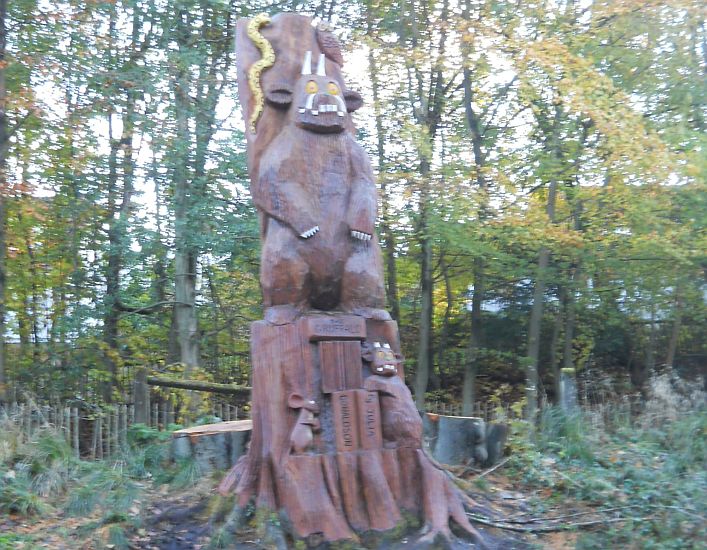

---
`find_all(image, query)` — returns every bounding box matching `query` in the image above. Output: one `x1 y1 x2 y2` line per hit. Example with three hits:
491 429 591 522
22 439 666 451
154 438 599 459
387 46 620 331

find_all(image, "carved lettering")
305 316 366 342
332 390 360 452
355 390 382 450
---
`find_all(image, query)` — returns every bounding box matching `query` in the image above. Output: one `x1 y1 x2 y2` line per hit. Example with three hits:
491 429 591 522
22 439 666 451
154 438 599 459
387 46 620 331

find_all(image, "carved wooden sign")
220 13 488 548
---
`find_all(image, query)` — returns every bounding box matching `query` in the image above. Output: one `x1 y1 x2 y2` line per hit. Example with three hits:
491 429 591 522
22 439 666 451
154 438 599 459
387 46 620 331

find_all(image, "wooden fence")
0 399 244 459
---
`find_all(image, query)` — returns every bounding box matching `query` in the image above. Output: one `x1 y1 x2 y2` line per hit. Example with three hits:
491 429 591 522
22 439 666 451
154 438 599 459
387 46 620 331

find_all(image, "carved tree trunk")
222 13 488 547
219 314 484 546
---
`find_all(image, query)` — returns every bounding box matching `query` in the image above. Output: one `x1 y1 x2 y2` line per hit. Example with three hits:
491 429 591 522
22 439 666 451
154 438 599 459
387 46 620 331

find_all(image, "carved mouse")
287 393 320 453
251 49 388 324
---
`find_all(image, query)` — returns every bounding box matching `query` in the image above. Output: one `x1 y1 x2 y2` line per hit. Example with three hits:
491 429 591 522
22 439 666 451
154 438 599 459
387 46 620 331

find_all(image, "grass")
0 415 192 549
506 404 707 549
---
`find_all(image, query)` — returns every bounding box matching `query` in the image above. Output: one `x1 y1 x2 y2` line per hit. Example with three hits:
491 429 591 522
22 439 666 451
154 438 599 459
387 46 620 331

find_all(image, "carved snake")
246 13 275 134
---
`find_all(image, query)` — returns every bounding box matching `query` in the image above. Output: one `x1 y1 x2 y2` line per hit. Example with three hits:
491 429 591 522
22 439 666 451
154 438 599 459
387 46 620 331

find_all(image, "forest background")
0 0 704 419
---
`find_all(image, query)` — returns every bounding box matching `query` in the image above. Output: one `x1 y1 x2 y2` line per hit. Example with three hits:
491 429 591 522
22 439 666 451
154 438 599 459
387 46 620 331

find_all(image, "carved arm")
253 167 320 239
347 141 378 240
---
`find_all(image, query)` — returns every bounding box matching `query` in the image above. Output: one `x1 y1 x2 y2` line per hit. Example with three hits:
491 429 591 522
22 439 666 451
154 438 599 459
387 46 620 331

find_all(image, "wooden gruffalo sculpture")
219 13 488 548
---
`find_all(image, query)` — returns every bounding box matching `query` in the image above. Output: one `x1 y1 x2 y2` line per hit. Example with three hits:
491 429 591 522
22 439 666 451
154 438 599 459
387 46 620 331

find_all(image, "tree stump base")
218 313 486 547
424 414 509 468
172 420 252 473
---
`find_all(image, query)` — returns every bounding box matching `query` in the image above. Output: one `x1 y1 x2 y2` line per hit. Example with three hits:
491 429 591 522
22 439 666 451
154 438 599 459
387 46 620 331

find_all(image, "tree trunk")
462 258 484 415
414 199 433 410
665 294 681 368
366 9 400 323
432 256 453 392
460 5 488 415
560 274 578 411
526 103 562 421
172 11 200 373
0 0 8 402
549 304 563 403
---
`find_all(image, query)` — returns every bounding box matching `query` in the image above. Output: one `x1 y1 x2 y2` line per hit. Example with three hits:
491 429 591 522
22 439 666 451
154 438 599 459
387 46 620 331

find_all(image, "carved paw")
299 225 319 239
350 230 372 241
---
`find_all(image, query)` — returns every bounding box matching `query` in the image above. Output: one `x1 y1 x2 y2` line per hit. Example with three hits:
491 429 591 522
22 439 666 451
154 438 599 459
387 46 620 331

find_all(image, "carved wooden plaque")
332 390 360 452
319 340 363 393
304 315 366 342
355 390 383 450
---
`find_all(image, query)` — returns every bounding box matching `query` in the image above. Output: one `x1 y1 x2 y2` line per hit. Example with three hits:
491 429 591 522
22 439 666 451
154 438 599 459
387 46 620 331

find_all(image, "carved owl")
316 23 344 66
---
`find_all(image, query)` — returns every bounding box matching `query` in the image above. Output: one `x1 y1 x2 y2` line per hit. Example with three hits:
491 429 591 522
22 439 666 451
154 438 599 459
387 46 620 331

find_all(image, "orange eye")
327 82 339 95
305 80 318 94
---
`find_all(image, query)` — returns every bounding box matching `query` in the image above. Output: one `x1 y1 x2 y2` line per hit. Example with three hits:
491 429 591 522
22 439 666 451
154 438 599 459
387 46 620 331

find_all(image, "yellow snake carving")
246 13 276 134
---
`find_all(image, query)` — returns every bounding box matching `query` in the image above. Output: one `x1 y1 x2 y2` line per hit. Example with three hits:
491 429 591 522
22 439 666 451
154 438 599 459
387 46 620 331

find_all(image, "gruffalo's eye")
305 80 318 94
327 82 339 95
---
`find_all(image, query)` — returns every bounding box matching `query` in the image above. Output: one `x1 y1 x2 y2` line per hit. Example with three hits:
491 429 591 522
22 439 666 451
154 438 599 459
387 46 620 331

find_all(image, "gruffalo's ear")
265 84 293 108
344 89 363 112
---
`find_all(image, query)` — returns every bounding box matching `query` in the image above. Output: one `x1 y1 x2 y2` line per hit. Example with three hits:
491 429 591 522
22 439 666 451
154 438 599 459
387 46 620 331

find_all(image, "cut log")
147 376 251 395
485 422 509 466
424 413 509 467
171 420 252 473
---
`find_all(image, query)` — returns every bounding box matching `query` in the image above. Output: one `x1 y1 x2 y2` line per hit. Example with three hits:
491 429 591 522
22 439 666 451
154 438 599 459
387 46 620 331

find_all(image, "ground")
0 468 595 549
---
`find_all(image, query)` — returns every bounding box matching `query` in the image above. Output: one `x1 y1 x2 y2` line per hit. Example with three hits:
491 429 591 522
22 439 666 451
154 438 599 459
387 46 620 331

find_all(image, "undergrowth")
0 415 196 550
507 402 706 549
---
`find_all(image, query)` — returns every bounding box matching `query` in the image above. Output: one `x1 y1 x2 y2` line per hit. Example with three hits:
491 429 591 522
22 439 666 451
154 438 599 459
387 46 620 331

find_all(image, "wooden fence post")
72 408 80 458
105 412 112 459
112 409 119 455
96 414 103 460
120 404 128 450
133 367 150 425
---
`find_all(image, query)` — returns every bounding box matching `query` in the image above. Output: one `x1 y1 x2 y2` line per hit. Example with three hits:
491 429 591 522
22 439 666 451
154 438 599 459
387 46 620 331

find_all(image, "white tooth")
366 234 372 241
338 111 344 117
298 108 305 113
301 51 312 75
316 53 326 76
334 94 346 113
312 110 318 116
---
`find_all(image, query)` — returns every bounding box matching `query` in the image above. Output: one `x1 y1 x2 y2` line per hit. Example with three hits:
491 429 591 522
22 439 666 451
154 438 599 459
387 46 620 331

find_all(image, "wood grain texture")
224 12 488 546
